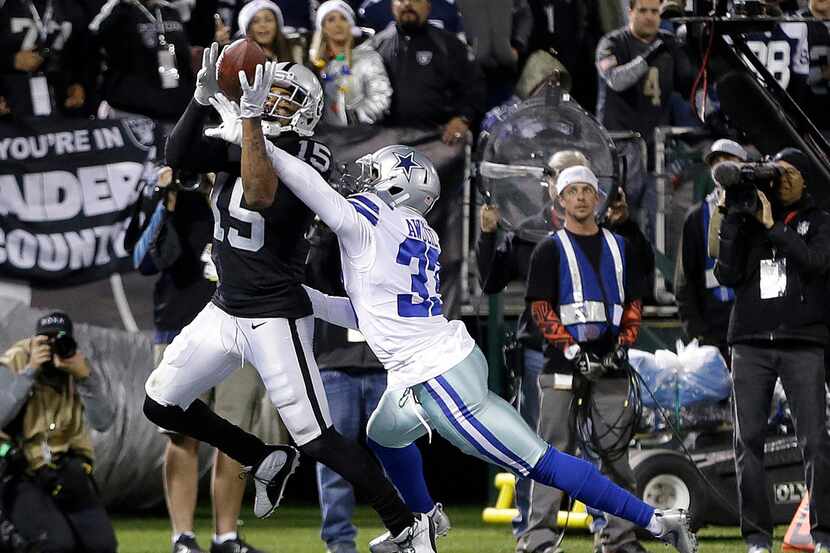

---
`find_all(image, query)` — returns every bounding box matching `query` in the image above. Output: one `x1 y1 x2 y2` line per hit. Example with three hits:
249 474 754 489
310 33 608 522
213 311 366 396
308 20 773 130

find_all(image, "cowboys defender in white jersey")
143 46 436 553
206 83 698 552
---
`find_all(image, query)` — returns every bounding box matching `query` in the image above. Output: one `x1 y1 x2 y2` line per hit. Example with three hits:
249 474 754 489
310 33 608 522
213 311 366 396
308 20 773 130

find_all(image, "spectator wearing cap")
370 0 486 145
0 0 90 118
0 312 116 553
524 165 647 553
674 139 748 358
715 147 830 553
237 0 293 62
309 0 392 126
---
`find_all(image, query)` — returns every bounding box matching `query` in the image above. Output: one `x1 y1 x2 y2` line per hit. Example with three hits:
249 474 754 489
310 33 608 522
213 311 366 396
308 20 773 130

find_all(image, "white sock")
173 532 195 544
213 532 238 544
647 514 663 536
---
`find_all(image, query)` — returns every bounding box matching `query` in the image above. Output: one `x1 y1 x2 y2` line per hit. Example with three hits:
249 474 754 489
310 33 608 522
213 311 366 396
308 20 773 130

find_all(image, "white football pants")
145 302 331 446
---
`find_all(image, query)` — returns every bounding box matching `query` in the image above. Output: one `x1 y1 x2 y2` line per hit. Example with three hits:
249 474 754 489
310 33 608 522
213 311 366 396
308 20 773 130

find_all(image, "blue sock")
368 439 435 513
529 446 654 528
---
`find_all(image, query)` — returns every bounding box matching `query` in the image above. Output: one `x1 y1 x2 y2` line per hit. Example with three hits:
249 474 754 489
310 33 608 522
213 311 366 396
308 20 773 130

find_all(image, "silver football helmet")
356 145 441 215
262 62 324 137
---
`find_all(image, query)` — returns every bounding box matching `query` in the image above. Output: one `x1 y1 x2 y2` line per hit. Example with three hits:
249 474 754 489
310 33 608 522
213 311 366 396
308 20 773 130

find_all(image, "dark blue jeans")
512 348 544 537
316 369 387 550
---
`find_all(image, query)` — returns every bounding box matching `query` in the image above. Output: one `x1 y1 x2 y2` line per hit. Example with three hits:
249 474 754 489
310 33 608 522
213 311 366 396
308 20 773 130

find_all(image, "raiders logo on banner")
0 117 157 287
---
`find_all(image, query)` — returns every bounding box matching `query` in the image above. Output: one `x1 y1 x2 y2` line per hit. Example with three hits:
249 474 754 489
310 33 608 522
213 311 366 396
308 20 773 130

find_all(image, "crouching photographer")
714 148 830 553
0 313 117 553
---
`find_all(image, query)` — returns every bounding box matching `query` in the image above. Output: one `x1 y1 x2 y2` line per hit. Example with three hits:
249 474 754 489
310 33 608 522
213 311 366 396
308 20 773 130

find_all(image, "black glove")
602 344 629 373
574 351 605 381
643 38 670 63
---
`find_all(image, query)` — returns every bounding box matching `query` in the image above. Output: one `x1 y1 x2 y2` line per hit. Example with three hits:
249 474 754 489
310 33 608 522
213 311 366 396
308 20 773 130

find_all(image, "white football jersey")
339 192 476 391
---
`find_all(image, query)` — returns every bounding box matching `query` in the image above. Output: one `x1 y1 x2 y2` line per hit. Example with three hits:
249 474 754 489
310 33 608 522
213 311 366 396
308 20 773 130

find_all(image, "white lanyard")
130 0 169 46
27 0 53 45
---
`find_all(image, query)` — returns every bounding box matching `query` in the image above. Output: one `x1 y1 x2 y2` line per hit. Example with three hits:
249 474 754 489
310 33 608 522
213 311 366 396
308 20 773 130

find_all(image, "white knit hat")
315 0 355 30
555 166 599 195
238 0 285 36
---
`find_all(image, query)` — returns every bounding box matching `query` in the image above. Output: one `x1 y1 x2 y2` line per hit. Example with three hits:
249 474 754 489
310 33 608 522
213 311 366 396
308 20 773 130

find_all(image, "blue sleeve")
132 201 166 275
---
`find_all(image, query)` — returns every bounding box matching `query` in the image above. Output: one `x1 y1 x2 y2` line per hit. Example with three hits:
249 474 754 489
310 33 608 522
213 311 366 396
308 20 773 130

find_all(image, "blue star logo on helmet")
393 151 423 180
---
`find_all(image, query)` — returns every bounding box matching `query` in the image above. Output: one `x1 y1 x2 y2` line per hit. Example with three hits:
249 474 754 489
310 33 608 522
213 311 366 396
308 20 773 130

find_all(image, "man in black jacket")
714 148 830 553
371 0 486 145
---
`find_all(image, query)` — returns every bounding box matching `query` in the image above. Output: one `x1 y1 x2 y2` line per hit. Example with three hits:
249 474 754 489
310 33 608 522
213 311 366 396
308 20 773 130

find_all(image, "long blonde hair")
309 20 354 70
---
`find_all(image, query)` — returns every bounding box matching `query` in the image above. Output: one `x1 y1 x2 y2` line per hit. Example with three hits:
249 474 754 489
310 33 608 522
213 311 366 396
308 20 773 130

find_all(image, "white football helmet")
262 62 324 137
356 145 441 215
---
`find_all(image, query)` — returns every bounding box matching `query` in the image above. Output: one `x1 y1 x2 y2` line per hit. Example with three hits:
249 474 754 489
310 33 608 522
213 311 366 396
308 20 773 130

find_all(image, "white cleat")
249 444 300 518
369 513 437 553
654 509 698 553
428 503 451 538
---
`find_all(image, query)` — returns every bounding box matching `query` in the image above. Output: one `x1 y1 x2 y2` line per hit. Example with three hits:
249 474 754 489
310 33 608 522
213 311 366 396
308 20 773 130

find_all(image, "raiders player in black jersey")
143 43 433 551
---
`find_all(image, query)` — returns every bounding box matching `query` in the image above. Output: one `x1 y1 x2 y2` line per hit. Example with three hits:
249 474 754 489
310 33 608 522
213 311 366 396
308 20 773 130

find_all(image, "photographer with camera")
524 166 647 553
674 139 748 360
714 147 830 553
0 312 116 553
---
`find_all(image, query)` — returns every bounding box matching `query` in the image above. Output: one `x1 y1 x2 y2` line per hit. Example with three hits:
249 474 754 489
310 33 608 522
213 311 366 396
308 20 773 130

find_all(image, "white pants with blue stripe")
367 346 547 477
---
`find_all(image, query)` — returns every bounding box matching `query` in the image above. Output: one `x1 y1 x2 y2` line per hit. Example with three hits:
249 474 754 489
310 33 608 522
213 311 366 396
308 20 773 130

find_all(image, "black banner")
0 117 158 287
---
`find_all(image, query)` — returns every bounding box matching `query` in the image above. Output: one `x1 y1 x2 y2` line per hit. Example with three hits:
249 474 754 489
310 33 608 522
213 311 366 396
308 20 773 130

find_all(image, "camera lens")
51 332 77 359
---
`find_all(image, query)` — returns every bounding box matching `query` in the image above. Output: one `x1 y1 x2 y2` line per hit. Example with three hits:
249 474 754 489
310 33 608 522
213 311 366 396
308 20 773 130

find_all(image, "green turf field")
112 506 784 553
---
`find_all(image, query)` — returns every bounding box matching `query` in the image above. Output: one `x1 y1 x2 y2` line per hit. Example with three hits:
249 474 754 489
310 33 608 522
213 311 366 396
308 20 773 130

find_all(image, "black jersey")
596 28 688 144
166 101 333 318
800 9 830 128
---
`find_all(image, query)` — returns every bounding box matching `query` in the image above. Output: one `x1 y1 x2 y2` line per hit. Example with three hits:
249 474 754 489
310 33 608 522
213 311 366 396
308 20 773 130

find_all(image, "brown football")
216 38 267 101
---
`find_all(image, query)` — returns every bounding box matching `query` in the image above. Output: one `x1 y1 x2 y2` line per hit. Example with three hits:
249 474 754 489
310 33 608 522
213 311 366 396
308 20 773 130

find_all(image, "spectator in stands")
0 0 89 118
0 312 117 553
371 0 486 145
596 0 694 239
132 169 269 553
90 0 195 126
310 0 392 126
359 0 463 34
525 0 618 112
480 49 572 136
744 4 810 103
456 0 534 108
801 0 830 132
237 0 293 62
674 139 748 359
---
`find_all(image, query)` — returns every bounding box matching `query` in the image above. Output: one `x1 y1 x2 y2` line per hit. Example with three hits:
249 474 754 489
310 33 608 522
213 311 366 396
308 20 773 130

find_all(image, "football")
217 38 267 101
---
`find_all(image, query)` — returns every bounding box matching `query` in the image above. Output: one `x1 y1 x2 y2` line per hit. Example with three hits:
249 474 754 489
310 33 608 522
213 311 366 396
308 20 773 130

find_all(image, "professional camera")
162 170 202 193
712 160 782 216
47 332 77 360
